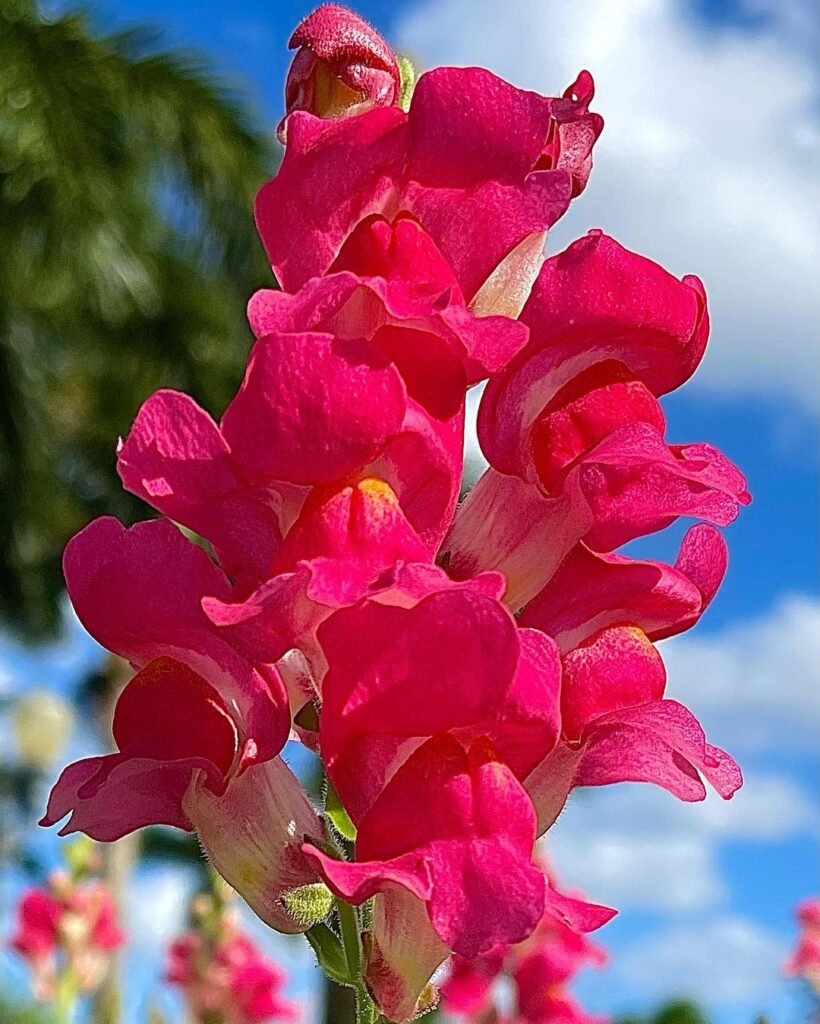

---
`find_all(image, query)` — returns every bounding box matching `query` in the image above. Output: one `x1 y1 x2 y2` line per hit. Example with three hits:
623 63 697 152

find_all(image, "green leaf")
325 779 357 841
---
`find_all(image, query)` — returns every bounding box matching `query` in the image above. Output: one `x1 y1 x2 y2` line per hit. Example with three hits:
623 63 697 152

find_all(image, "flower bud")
280 4 400 139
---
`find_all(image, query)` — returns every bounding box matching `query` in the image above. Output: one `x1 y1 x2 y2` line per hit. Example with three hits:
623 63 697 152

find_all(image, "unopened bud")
279 4 400 140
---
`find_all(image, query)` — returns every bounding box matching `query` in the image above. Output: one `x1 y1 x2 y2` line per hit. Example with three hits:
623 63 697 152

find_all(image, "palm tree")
0 0 275 639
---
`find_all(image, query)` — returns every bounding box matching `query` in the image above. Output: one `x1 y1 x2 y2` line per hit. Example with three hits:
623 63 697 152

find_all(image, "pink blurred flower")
167 927 299 1023
10 877 124 1002
785 898 820 994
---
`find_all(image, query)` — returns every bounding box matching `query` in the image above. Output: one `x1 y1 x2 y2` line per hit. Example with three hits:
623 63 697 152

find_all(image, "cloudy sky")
2 1 818 1022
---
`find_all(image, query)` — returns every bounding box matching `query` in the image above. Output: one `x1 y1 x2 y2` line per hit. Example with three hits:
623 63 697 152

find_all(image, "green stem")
53 968 78 1024
336 898 361 980
336 898 376 1024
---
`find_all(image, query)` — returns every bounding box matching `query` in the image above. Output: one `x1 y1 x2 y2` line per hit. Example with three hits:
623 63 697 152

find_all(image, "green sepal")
281 882 334 927
398 55 416 111
305 922 350 986
325 779 357 841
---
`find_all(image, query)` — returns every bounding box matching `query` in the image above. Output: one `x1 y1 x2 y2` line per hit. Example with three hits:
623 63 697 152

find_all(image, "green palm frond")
0 0 278 637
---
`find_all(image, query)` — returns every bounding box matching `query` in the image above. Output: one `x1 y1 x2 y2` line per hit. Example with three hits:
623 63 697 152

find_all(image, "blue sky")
2 0 819 1021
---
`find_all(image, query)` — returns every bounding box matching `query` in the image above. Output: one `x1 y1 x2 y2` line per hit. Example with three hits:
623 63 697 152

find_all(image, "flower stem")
54 969 78 1024
336 898 361 979
336 898 376 1023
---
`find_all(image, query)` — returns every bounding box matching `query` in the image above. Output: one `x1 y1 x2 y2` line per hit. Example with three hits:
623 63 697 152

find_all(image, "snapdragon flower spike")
446 231 749 607
280 4 401 139
258 64 600 308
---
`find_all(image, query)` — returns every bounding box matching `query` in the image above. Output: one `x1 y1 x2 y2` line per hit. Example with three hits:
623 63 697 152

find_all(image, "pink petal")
480 232 710 478
64 516 289 761
560 626 668 740
520 524 728 651
577 699 743 801
41 756 200 840
221 331 407 487
117 390 282 586
579 424 750 550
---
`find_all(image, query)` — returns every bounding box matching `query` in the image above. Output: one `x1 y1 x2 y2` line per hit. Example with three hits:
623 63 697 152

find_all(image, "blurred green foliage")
0 0 276 638
0 993 51 1022
618 999 711 1024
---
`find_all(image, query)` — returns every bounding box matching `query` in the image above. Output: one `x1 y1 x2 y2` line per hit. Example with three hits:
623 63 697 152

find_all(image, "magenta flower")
445 231 750 609
40 517 323 932
117 222 527 586
257 65 600 308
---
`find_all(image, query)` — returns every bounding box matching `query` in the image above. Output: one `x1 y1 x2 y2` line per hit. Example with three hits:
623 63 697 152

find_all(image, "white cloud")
662 594 820 753
549 768 815 912
398 0 820 415
617 914 786 1003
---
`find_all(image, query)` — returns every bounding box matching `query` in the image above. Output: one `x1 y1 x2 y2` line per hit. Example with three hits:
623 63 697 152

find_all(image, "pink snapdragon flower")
280 4 401 137
167 927 299 1023
258 64 601 311
785 898 820 993
40 517 325 933
118 220 527 580
445 231 750 610
10 876 123 1002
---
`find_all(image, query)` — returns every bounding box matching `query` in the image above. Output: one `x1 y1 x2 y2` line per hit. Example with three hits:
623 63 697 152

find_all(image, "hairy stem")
336 898 377 1023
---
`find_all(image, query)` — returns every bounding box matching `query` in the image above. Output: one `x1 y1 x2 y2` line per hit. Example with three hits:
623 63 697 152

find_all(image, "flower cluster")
442 862 608 1024
41 5 748 1021
166 892 298 1024
785 898 820 995
10 871 123 1002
